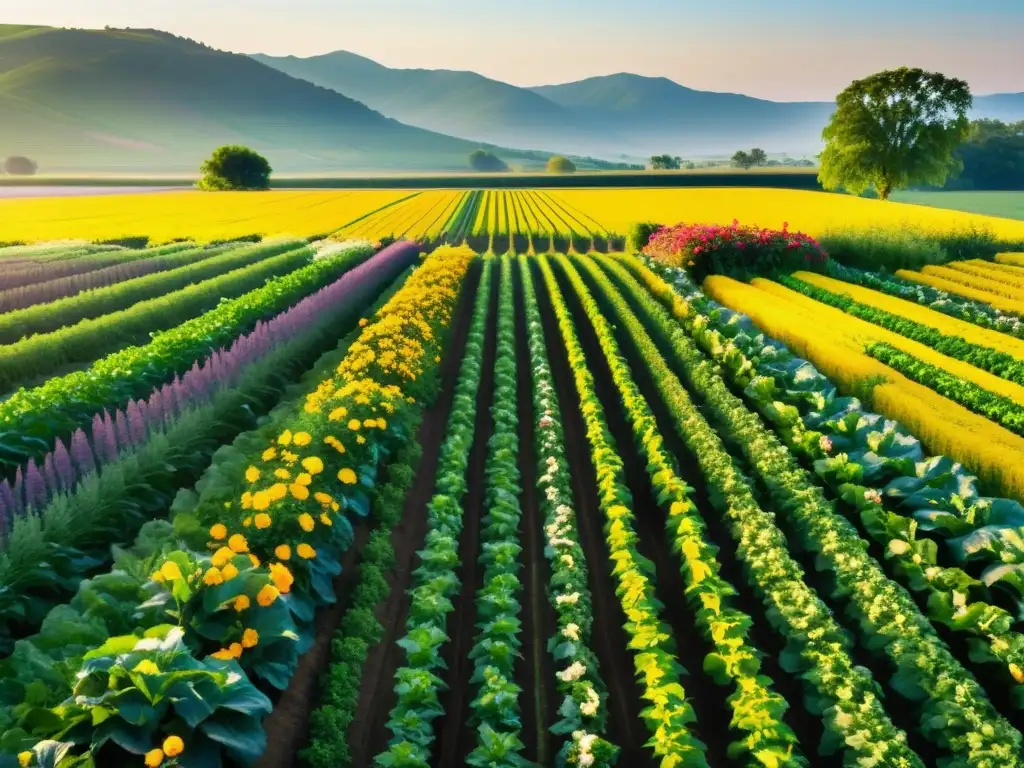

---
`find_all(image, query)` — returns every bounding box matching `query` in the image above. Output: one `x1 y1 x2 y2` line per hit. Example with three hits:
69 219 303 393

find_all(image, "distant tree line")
945 119 1024 190
468 150 509 172
1 156 38 175
731 148 768 169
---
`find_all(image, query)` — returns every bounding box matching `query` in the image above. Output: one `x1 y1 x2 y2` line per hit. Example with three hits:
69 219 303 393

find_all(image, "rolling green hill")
0 25 532 173
251 51 625 155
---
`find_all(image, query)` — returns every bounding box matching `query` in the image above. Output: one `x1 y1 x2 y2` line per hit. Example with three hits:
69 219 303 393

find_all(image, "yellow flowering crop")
705 275 1024 500
895 269 1024 314
920 265 1024 301
948 260 1024 289
998 252 1024 266
0 189 411 244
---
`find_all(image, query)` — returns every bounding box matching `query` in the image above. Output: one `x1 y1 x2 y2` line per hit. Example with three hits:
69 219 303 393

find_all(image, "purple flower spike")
114 409 131 449
25 460 47 512
54 438 75 490
71 429 96 476
127 400 147 444
13 466 24 515
43 453 58 497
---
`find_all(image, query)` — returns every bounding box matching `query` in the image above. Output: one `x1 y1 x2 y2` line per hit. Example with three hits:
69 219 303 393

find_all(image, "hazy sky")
5 0 1023 99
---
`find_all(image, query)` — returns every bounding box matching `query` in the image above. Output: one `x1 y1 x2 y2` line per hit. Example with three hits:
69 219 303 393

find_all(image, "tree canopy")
546 155 577 173
649 154 682 170
2 156 37 175
819 67 972 200
948 119 1024 190
731 150 753 169
198 145 272 191
468 149 509 172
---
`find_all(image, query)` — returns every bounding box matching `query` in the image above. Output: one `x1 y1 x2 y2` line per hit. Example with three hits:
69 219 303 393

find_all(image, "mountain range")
1 23 1022 174
255 50 1024 158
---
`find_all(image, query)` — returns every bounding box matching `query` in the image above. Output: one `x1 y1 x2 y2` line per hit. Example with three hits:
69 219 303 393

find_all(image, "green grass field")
890 190 1024 221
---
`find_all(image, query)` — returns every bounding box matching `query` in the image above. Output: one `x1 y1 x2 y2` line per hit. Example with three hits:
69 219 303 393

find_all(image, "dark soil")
346 261 482 767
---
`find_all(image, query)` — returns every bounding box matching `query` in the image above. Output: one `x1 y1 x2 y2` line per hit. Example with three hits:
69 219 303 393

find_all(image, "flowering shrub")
643 219 829 281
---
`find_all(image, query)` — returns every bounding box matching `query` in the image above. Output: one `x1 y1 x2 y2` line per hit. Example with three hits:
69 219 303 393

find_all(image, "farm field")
5 187 1024 247
4 197 1024 768
891 190 1024 221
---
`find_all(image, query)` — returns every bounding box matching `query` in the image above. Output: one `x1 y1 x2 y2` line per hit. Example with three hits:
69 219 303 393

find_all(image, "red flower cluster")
643 219 829 281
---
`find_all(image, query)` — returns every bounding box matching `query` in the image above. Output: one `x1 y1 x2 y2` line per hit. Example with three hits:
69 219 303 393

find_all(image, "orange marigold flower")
144 748 164 767
298 513 315 532
293 431 312 446
275 544 292 560
234 595 251 612
210 523 227 540
319 513 333 526
290 483 310 501
245 466 260 484
242 628 259 648
212 546 234 567
254 513 272 530
338 467 357 485
262 447 277 461
228 534 248 553
269 483 287 501
257 584 280 606
314 491 334 505
252 491 271 511
163 736 184 758
297 543 316 559
274 468 291 480
203 568 224 586
277 430 293 446
269 562 294 593
301 455 324 474
347 419 361 431
221 563 239 581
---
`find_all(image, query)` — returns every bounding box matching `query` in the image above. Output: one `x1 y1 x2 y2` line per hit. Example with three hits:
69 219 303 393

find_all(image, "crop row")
518 255 616 767
0 242 195 291
637 257 1024 702
2 244 476 767
827 262 1024 340
0 242 365 472
897 265 1024 315
616 255 1024 765
375 257 493 766
536 254 709 765
922 264 1024 301
0 242 417 651
556 255 805 766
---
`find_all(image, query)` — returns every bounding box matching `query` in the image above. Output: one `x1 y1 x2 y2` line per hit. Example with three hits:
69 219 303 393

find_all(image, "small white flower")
864 489 883 505
561 553 575 568
556 592 581 605
562 623 581 641
558 661 587 682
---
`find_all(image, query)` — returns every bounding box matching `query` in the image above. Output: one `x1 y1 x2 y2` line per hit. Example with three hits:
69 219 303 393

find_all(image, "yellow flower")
234 595 251 612
362 418 377 429
262 447 277 461
133 659 161 676
295 472 313 486
211 648 235 661
245 466 260 483
257 584 280 606
212 546 234 568
290 483 310 501
359 318 368 327
228 643 243 659
297 543 317 560
329 407 348 421
269 483 288 501
338 467 357 485
347 419 361 431
319 513 333 526
242 516 253 527
159 561 183 581
299 456 323 475
269 562 294 593
163 736 184 758
252 491 271 511
152 570 165 583
228 534 249 553
356 435 366 445
274 468 291 480
377 418 387 429
242 628 259 648
293 431 312 446
221 563 239 581
254 513 272 530
249 553 261 568
314 492 333 505
210 523 227 540
144 748 164 767
275 544 292 560
298 513 315 532
277 430 292 446
241 492 253 510
203 568 224 586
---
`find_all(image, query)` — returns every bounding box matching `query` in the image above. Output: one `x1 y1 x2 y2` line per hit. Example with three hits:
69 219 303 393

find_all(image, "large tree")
748 148 768 166
198 145 272 191
468 149 508 172
819 67 972 200
731 150 753 169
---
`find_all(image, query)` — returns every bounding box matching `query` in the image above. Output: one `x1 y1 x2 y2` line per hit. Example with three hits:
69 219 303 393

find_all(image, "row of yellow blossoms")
134 245 477 764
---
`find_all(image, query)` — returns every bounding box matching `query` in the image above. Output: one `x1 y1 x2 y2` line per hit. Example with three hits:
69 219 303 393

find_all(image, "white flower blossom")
558 661 587 682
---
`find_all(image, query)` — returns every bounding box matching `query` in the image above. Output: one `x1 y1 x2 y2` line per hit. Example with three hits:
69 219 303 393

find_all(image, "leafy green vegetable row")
0 239 297 343
0 248 403 653
0 244 367 473
536 254 709 768
561 255 806 766
519 255 617 767
633 256 1024 706
827 262 1024 340
301 442 422 768
375 258 494 767
779 274 1024 386
0 240 318 394
603 256 1024 767
0 263 408 753
465 255 528 766
866 342 1024 437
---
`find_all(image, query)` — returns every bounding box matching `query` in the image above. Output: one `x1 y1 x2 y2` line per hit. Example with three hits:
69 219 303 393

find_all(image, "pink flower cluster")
643 219 828 280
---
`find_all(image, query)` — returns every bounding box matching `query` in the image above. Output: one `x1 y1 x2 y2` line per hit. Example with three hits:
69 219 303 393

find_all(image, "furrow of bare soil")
346 260 482 767
531 259 657 768
588 262 839 765
432 263 500 768
603 265 943 764
512 263 558 765
255 527 368 768
549 260 732 768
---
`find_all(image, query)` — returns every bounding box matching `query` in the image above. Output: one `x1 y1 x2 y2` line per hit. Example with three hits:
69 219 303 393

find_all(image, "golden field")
552 188 1024 239
0 190 411 243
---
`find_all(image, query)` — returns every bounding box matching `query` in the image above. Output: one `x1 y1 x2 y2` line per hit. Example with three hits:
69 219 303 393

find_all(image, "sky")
4 0 1023 100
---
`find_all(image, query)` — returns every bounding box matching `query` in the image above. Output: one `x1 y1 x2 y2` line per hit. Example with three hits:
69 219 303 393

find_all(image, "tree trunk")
879 180 894 200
